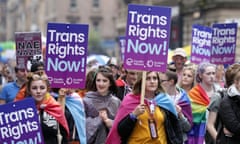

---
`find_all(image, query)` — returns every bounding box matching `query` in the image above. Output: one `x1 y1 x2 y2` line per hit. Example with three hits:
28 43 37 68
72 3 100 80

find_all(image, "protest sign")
118 36 126 61
15 32 42 71
0 98 44 144
211 23 238 65
46 23 88 88
124 4 171 72
191 24 212 64
124 4 171 104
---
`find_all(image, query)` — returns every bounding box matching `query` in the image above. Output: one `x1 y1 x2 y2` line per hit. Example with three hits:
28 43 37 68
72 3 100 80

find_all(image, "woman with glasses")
83 65 121 144
106 71 183 144
23 72 69 144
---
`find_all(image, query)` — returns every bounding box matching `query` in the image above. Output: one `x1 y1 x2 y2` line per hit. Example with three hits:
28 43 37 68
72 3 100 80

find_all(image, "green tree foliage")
88 29 107 55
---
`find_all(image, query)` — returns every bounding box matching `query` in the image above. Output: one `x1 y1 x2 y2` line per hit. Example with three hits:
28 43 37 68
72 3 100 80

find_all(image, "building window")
93 0 99 8
93 21 99 32
70 0 77 11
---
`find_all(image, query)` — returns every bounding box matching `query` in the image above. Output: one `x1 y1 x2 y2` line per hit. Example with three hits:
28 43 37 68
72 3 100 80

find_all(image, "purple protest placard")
118 36 126 61
191 24 212 64
211 23 238 65
15 32 42 71
46 23 88 88
124 4 171 72
0 98 44 143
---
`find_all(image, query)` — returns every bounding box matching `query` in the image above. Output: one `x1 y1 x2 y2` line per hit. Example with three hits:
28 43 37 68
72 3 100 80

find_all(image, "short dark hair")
30 61 44 72
14 66 20 73
165 70 178 85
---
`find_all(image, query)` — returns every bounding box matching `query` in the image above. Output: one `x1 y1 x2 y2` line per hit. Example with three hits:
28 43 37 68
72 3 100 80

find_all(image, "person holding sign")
83 65 121 144
106 71 183 144
52 88 87 144
25 72 69 144
188 62 220 144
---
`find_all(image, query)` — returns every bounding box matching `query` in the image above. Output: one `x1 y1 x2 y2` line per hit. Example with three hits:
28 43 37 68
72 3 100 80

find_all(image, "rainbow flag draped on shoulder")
187 84 210 144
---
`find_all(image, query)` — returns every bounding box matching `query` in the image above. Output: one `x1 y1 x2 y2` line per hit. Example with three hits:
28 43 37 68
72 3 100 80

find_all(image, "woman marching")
22 72 69 143
106 71 183 144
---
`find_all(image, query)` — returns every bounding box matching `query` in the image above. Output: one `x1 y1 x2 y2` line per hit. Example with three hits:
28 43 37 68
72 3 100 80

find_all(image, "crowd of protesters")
0 47 240 144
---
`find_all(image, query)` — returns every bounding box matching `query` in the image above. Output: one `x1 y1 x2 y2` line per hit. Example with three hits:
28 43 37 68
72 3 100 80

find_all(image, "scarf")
14 84 27 101
65 93 86 144
38 93 70 137
187 84 210 144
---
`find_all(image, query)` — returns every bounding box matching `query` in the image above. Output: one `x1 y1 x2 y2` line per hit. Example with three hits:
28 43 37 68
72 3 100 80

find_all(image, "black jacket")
218 95 240 144
117 107 183 144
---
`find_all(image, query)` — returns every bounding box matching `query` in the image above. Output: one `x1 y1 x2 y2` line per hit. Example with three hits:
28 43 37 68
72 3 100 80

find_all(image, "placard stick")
140 71 146 104
58 88 66 112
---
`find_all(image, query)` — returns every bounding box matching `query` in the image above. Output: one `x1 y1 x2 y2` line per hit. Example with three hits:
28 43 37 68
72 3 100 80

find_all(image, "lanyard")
146 99 156 119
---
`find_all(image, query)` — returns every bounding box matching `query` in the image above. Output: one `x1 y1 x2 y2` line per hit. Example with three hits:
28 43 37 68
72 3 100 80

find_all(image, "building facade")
2 0 240 61
5 0 118 55
0 0 7 41
116 0 240 61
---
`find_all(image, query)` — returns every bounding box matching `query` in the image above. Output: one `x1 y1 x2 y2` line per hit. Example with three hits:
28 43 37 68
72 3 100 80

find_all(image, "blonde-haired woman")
179 64 197 93
25 72 69 144
188 62 219 144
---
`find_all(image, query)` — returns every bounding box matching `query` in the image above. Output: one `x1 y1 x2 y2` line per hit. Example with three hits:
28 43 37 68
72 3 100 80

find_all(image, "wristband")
129 113 137 120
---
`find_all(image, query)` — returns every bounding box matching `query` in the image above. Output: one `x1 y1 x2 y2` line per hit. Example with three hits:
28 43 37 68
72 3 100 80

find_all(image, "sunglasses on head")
98 65 112 73
27 72 48 81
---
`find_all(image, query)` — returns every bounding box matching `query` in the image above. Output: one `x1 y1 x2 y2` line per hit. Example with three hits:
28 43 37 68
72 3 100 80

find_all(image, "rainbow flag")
187 84 210 144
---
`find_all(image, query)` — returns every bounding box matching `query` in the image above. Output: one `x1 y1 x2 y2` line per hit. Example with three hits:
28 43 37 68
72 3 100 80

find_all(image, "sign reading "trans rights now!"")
0 98 43 144
211 23 237 65
124 4 171 72
46 23 88 88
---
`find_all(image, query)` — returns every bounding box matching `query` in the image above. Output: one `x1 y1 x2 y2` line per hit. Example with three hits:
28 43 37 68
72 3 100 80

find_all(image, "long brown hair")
132 71 164 95
88 65 118 95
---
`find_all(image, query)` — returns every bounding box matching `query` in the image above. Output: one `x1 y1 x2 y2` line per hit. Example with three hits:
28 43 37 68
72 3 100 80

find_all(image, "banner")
46 23 88 88
211 23 238 65
118 36 126 61
0 98 44 143
124 4 171 72
191 24 212 64
15 32 42 70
